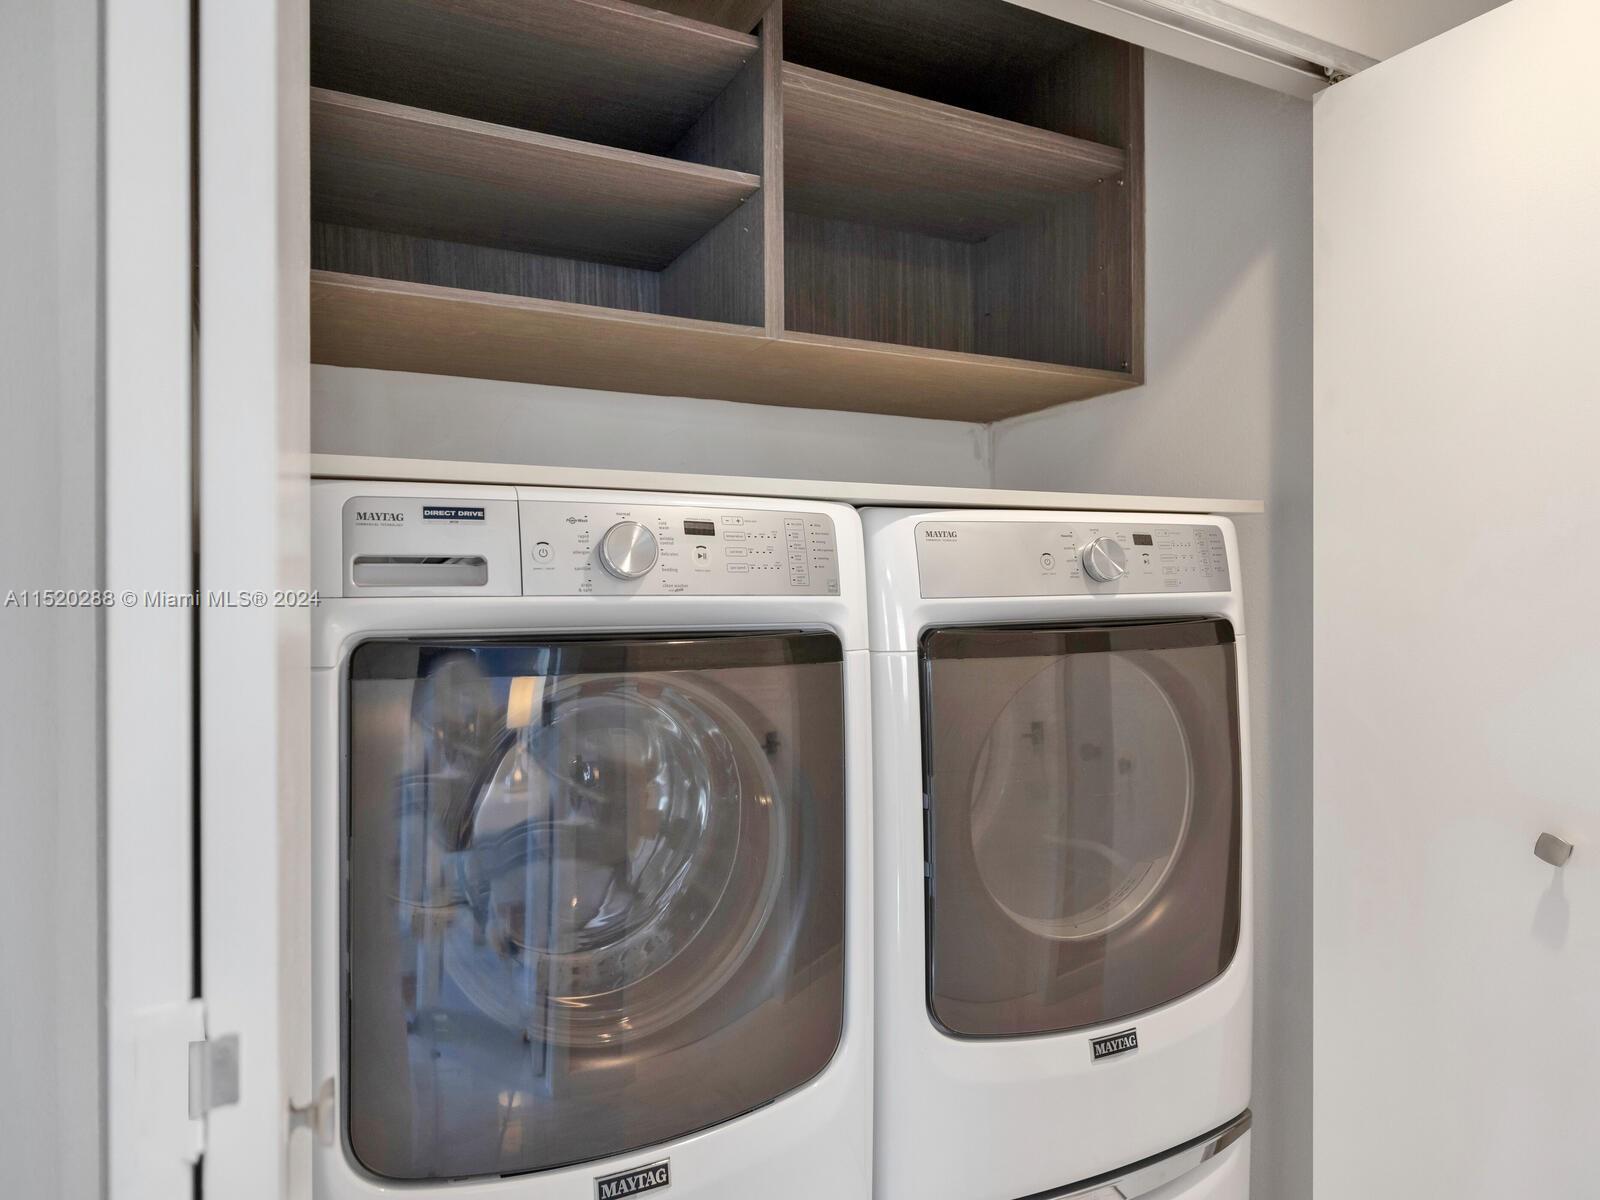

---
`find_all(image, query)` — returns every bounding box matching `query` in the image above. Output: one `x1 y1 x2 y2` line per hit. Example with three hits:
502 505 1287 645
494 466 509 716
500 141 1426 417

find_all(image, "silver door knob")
1081 536 1129 583
597 521 658 579
1534 833 1574 867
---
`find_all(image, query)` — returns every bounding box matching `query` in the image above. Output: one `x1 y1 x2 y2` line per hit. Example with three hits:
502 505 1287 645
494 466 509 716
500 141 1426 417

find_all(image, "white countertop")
310 454 1264 515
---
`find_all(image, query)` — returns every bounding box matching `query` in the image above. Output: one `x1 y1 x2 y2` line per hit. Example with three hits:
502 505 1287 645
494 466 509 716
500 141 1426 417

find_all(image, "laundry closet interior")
293 0 1309 1197
217 0 1310 1196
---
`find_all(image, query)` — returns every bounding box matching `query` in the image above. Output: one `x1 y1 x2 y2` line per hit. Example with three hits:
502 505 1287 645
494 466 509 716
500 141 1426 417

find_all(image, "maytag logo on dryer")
595 1160 670 1200
353 510 405 525
1090 1028 1139 1062
421 505 485 522
922 528 959 541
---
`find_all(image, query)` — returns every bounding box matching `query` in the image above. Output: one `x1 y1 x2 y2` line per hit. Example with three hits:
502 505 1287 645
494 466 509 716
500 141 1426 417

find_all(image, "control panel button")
597 521 659 579
1081 536 1129 583
1040 552 1056 570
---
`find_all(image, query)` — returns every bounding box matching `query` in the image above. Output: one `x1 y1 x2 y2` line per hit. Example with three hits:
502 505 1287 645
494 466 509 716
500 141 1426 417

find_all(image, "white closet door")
1315 1 1600 1194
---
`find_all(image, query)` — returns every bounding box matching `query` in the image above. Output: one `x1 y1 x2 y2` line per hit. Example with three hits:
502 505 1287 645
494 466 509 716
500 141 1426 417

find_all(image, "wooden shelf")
313 271 771 396
311 89 760 271
312 271 1138 421
760 331 1137 420
310 0 759 156
782 64 1127 241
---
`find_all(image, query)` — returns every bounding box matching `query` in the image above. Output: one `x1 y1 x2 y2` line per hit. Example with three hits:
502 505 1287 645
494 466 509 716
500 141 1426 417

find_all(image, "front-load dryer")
310 480 871 1199
863 508 1252 1200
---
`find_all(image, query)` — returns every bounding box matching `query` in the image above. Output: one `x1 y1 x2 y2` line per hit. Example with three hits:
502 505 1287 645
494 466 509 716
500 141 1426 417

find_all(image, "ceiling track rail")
1078 0 1379 83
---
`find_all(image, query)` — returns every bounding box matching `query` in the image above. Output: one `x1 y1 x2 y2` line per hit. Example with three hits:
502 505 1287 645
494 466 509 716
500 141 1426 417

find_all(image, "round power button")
1040 552 1056 570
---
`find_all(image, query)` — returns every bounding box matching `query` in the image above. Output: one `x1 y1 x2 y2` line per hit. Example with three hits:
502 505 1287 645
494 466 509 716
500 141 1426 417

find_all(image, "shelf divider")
761 3 787 335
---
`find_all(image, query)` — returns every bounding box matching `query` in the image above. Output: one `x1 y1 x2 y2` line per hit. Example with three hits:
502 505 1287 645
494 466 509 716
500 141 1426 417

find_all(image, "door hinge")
188 1030 241 1122
289 1076 338 1147
123 998 209 1165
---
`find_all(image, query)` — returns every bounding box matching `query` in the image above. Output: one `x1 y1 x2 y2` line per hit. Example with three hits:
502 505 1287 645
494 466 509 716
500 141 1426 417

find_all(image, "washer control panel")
521 499 840 596
915 520 1230 597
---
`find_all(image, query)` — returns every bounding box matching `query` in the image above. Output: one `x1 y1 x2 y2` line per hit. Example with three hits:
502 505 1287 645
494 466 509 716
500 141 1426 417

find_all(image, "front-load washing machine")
310 480 871 1199
863 508 1252 1200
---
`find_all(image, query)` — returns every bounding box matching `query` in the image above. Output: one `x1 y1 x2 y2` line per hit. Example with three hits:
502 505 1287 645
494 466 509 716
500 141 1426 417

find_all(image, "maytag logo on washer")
1090 1028 1139 1062
595 1160 670 1199
353 510 404 525
922 528 958 540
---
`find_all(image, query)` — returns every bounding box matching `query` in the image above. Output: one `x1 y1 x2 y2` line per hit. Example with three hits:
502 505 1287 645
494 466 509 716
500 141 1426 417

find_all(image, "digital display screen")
1132 534 1154 546
683 519 717 537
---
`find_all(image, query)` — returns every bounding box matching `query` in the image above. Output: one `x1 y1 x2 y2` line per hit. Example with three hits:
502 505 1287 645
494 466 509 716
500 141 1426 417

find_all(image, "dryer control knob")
1081 536 1128 583
598 521 659 580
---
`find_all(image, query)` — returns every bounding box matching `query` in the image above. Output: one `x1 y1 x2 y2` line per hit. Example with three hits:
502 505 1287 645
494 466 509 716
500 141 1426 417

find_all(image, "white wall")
991 53 1312 1198
0 0 104 1194
1230 0 1507 59
313 368 994 487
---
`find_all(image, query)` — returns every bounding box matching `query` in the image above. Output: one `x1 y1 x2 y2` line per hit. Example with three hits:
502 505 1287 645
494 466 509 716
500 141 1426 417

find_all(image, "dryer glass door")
921 618 1241 1038
344 633 846 1180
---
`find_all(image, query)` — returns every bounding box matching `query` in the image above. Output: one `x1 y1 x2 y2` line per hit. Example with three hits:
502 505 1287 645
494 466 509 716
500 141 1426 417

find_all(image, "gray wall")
313 367 993 487
0 0 105 1195
991 53 1313 1198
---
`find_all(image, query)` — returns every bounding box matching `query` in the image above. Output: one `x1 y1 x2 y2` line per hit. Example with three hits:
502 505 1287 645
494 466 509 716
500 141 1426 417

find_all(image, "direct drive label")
422 505 486 522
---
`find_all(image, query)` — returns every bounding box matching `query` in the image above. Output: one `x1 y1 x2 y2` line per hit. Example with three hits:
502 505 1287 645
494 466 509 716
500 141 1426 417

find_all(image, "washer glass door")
921 618 1241 1038
344 633 846 1180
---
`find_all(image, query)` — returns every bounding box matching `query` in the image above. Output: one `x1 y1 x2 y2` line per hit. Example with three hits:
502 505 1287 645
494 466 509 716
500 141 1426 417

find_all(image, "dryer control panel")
520 498 841 596
915 520 1230 597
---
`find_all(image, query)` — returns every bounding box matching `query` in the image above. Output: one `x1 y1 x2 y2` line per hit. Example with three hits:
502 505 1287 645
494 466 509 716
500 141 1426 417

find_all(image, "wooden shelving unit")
308 0 1146 421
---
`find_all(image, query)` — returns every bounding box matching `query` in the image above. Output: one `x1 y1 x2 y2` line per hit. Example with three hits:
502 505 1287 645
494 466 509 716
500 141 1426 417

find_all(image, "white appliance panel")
520 498 840 597
915 519 1230 597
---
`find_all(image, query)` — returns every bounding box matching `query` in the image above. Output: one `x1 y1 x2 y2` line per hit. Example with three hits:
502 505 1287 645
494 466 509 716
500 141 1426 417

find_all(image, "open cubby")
308 0 1144 420
779 6 1141 376
311 90 760 270
310 0 762 164
309 0 771 328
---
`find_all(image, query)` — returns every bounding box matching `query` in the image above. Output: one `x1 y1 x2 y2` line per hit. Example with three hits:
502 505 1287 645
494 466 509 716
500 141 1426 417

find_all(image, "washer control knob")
1081 536 1128 583
598 521 658 579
